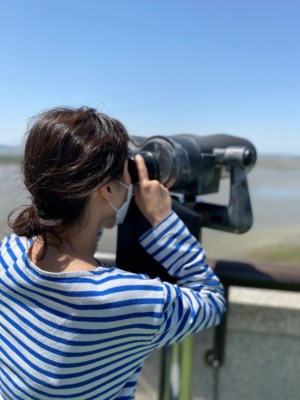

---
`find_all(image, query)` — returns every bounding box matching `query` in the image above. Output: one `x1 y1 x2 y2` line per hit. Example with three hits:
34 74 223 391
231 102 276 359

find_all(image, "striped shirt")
0 211 226 400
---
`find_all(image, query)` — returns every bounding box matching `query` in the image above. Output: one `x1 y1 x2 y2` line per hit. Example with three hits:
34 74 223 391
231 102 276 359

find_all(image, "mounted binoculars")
117 133 257 280
127 134 256 197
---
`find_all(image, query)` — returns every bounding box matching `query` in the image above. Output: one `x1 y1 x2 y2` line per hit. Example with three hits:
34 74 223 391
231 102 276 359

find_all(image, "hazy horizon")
0 142 300 159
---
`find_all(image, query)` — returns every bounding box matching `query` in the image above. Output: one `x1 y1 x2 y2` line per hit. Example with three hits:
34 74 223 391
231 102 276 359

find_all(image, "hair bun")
9 204 44 239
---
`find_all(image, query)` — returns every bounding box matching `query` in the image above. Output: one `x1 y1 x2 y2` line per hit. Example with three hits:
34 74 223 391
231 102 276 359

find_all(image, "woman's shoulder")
0 233 29 256
0 233 30 273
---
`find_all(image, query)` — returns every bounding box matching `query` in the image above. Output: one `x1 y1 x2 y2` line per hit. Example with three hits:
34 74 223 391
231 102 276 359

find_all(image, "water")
1 161 299 260
0 164 28 239
253 186 300 200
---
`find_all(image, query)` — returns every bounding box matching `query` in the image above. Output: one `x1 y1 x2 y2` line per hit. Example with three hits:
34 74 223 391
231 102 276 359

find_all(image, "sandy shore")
201 224 300 262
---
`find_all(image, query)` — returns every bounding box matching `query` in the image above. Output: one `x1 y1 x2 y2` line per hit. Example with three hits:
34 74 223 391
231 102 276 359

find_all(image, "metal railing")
95 251 300 292
205 259 300 370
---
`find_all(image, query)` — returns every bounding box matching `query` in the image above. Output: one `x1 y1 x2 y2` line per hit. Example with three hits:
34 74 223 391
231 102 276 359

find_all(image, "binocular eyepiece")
128 134 256 196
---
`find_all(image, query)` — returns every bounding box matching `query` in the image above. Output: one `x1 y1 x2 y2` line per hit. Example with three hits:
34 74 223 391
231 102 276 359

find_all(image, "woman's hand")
133 154 172 226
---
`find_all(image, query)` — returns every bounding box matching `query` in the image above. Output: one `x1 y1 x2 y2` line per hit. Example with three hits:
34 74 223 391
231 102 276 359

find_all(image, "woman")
0 107 226 399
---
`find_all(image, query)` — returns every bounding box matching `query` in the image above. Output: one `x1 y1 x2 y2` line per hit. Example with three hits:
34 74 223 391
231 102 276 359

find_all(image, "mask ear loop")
108 202 118 212
108 182 133 226
108 181 130 212
116 180 130 190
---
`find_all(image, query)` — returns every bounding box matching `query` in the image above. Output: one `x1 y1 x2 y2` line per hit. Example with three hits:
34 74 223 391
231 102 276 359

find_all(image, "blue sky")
0 0 299 155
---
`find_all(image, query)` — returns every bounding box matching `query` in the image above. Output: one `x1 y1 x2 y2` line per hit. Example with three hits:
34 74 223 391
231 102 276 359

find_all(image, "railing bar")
94 252 300 292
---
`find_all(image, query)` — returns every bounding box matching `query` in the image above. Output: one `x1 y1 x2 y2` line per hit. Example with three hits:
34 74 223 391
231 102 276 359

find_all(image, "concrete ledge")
229 286 300 309
228 287 300 338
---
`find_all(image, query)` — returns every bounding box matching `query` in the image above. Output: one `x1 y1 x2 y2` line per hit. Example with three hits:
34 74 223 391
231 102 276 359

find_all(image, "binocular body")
128 134 256 197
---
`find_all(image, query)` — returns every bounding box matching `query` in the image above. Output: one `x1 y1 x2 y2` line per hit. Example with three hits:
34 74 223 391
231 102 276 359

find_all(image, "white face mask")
108 181 133 225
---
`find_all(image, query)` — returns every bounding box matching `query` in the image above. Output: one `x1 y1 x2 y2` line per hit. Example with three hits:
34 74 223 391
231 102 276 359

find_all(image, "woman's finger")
135 154 149 182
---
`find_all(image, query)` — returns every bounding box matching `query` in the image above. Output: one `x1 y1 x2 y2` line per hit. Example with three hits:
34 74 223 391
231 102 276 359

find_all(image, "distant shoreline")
257 156 300 169
1 153 299 167
0 155 23 164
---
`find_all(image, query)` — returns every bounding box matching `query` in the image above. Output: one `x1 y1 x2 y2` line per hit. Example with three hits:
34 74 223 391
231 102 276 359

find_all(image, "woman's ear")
97 184 113 202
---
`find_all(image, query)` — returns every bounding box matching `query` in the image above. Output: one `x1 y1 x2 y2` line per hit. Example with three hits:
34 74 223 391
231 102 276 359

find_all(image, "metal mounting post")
205 286 229 368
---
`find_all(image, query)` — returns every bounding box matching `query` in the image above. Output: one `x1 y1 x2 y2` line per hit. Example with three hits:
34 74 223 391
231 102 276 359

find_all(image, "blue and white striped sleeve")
0 236 10 275
139 211 226 348
114 365 142 400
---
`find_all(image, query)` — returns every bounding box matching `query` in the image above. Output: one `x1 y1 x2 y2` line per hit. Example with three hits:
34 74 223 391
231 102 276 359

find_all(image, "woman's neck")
30 223 101 273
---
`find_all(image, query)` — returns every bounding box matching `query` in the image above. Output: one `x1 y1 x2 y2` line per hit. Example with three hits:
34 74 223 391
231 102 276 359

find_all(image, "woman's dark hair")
9 106 129 253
